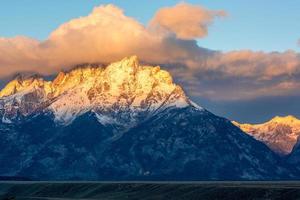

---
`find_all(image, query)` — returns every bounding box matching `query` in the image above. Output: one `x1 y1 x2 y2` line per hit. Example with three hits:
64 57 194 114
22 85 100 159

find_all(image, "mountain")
0 56 295 180
233 116 300 155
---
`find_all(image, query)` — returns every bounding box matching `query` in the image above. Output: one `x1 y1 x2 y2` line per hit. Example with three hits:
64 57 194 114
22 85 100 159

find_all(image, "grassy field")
1 181 300 200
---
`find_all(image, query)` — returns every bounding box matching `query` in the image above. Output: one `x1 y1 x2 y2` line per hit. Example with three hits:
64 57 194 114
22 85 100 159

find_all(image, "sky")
0 0 299 123
1 0 300 52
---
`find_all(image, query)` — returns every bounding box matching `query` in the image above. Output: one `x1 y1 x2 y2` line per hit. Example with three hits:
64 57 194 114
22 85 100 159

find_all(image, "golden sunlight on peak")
0 75 49 98
270 115 300 124
0 56 180 100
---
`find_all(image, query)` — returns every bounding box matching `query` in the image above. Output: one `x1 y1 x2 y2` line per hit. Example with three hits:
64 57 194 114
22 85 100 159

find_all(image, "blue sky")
0 0 299 52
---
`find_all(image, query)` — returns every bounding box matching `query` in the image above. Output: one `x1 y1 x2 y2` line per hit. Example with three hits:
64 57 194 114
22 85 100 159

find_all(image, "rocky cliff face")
233 116 300 155
0 56 295 180
0 56 193 127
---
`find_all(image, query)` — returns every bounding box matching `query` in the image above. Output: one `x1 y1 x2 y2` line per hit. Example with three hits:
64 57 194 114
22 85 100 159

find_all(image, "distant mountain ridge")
0 56 296 180
233 115 300 155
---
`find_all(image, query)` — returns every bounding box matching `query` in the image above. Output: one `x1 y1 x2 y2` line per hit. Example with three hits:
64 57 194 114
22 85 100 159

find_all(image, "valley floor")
1 181 300 200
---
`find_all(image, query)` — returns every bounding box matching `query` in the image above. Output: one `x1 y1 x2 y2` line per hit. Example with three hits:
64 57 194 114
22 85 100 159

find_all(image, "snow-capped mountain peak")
269 115 300 125
0 56 202 125
0 74 52 98
233 115 300 155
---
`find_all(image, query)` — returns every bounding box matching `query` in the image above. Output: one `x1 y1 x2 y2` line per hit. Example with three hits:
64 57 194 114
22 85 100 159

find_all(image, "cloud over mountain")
0 3 299 100
0 4 213 77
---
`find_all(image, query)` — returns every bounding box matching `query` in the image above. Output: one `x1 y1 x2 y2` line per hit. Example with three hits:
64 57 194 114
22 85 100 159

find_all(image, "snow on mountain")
0 56 200 126
233 115 300 155
0 75 52 122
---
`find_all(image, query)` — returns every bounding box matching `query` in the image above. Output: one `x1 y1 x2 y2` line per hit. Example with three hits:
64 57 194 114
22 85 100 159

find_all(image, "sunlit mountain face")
233 116 300 155
1 56 297 181
233 116 300 174
0 56 190 126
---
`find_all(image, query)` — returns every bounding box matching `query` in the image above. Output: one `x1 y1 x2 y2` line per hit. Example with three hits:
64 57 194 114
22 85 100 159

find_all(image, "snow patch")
189 100 203 110
2 116 12 124
95 113 116 125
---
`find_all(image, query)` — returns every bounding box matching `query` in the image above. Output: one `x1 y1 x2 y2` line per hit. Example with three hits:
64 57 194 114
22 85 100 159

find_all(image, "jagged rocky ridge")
0 56 297 180
233 116 300 155
0 56 191 127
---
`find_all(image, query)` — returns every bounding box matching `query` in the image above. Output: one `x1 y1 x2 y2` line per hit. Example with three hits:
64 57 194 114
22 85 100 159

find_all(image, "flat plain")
1 181 300 200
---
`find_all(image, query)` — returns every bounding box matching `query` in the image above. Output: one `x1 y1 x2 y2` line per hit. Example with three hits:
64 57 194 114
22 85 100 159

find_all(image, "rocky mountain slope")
0 56 295 180
233 116 300 155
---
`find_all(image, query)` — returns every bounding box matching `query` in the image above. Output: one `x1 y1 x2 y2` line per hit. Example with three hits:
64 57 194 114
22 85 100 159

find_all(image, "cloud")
170 49 300 100
0 3 299 101
0 4 215 78
0 36 42 77
43 4 218 70
150 2 226 39
207 50 300 79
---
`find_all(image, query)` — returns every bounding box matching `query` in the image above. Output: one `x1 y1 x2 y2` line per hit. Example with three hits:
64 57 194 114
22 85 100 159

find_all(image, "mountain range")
0 56 299 180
